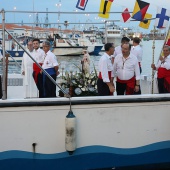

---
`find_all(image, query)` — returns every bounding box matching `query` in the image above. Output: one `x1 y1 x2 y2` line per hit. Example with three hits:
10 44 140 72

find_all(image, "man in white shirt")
113 43 140 95
97 43 115 96
151 45 170 93
112 37 130 63
131 37 143 73
21 40 38 98
32 38 45 98
42 41 59 97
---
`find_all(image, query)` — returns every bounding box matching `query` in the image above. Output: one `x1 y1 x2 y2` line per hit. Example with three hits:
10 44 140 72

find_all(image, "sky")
0 0 170 33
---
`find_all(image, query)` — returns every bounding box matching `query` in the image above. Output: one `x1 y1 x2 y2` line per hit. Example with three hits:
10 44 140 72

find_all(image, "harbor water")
0 40 164 77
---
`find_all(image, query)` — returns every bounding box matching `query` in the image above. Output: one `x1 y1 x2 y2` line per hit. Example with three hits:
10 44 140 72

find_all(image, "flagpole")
151 26 156 94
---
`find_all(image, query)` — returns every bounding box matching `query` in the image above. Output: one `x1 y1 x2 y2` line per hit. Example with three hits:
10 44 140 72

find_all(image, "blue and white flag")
76 0 88 10
155 7 170 28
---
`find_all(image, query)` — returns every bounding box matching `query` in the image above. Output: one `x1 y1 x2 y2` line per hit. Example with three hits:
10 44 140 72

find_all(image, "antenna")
44 8 50 28
35 13 40 27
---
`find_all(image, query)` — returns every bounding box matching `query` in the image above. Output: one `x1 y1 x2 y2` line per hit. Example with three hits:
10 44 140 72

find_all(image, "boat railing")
0 9 69 100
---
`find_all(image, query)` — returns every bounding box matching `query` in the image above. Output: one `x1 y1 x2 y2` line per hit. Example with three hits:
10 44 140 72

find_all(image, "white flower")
85 73 89 78
92 81 95 85
81 88 85 91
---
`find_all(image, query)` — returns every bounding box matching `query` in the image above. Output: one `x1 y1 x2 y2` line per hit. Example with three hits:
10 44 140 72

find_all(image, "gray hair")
43 40 51 47
164 45 170 51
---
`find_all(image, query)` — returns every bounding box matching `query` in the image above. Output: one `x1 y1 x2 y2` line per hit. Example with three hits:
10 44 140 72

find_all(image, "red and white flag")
76 0 88 10
121 8 131 23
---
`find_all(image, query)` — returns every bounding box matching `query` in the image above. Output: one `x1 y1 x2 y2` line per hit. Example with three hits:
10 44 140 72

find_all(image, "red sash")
98 71 111 80
158 67 170 92
138 62 141 67
33 63 43 83
117 76 135 95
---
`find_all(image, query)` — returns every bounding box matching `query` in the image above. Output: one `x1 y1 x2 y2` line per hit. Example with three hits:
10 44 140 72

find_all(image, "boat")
82 28 104 55
103 23 123 47
52 34 88 56
0 39 25 62
0 78 170 170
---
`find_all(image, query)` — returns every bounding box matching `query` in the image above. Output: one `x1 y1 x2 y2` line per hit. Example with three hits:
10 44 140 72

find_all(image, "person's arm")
52 54 59 75
138 48 143 62
21 53 25 75
101 59 115 93
134 58 140 92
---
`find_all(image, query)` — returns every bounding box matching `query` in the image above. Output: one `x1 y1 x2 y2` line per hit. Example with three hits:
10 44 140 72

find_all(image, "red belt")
98 71 111 81
117 76 135 95
33 63 43 83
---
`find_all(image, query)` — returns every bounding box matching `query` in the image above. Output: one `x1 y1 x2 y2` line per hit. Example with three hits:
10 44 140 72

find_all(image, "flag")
139 13 152 29
98 0 114 19
165 28 170 46
155 7 170 28
76 0 88 10
132 0 150 21
121 8 131 23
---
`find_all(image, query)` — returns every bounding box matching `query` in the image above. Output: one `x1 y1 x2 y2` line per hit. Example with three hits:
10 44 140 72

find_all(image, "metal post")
105 21 107 44
1 9 7 100
151 26 156 94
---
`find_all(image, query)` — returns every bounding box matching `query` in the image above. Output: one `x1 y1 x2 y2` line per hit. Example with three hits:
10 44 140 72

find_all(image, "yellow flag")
139 13 152 29
98 0 114 19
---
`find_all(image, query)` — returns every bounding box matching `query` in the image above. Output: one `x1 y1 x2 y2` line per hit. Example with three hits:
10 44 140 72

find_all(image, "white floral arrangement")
59 64 98 97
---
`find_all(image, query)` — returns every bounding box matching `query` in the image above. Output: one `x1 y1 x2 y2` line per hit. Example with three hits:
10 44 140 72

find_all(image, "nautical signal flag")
98 0 114 19
165 28 170 46
76 0 88 10
132 0 150 21
121 8 131 23
139 13 152 29
155 7 170 28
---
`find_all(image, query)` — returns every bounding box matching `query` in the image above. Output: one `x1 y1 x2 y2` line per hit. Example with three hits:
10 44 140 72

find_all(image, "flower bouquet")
59 63 98 97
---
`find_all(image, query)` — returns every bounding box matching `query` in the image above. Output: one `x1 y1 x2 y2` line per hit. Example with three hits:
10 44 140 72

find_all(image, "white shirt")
33 48 45 63
131 45 143 62
113 53 140 80
42 50 59 69
98 52 113 82
112 45 122 58
156 55 170 70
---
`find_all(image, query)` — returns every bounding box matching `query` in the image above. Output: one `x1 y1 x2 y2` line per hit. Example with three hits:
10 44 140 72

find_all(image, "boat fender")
65 110 76 155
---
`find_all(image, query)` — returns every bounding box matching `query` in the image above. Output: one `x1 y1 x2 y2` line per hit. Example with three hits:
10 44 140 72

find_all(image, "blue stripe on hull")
90 46 103 56
0 141 170 170
0 50 24 57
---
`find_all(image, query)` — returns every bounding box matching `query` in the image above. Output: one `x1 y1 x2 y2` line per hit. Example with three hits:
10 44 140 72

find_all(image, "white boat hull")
52 47 84 56
0 94 170 169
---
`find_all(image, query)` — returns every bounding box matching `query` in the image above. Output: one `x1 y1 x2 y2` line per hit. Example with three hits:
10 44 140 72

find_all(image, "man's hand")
151 64 156 70
134 85 140 92
56 71 60 76
22 71 25 75
109 85 115 93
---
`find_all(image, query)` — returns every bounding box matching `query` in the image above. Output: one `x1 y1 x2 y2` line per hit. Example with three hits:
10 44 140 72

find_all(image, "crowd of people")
21 38 59 98
97 37 170 96
1 36 170 98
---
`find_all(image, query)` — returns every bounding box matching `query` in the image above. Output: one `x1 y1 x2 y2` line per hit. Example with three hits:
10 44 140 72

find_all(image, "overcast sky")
0 0 169 33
